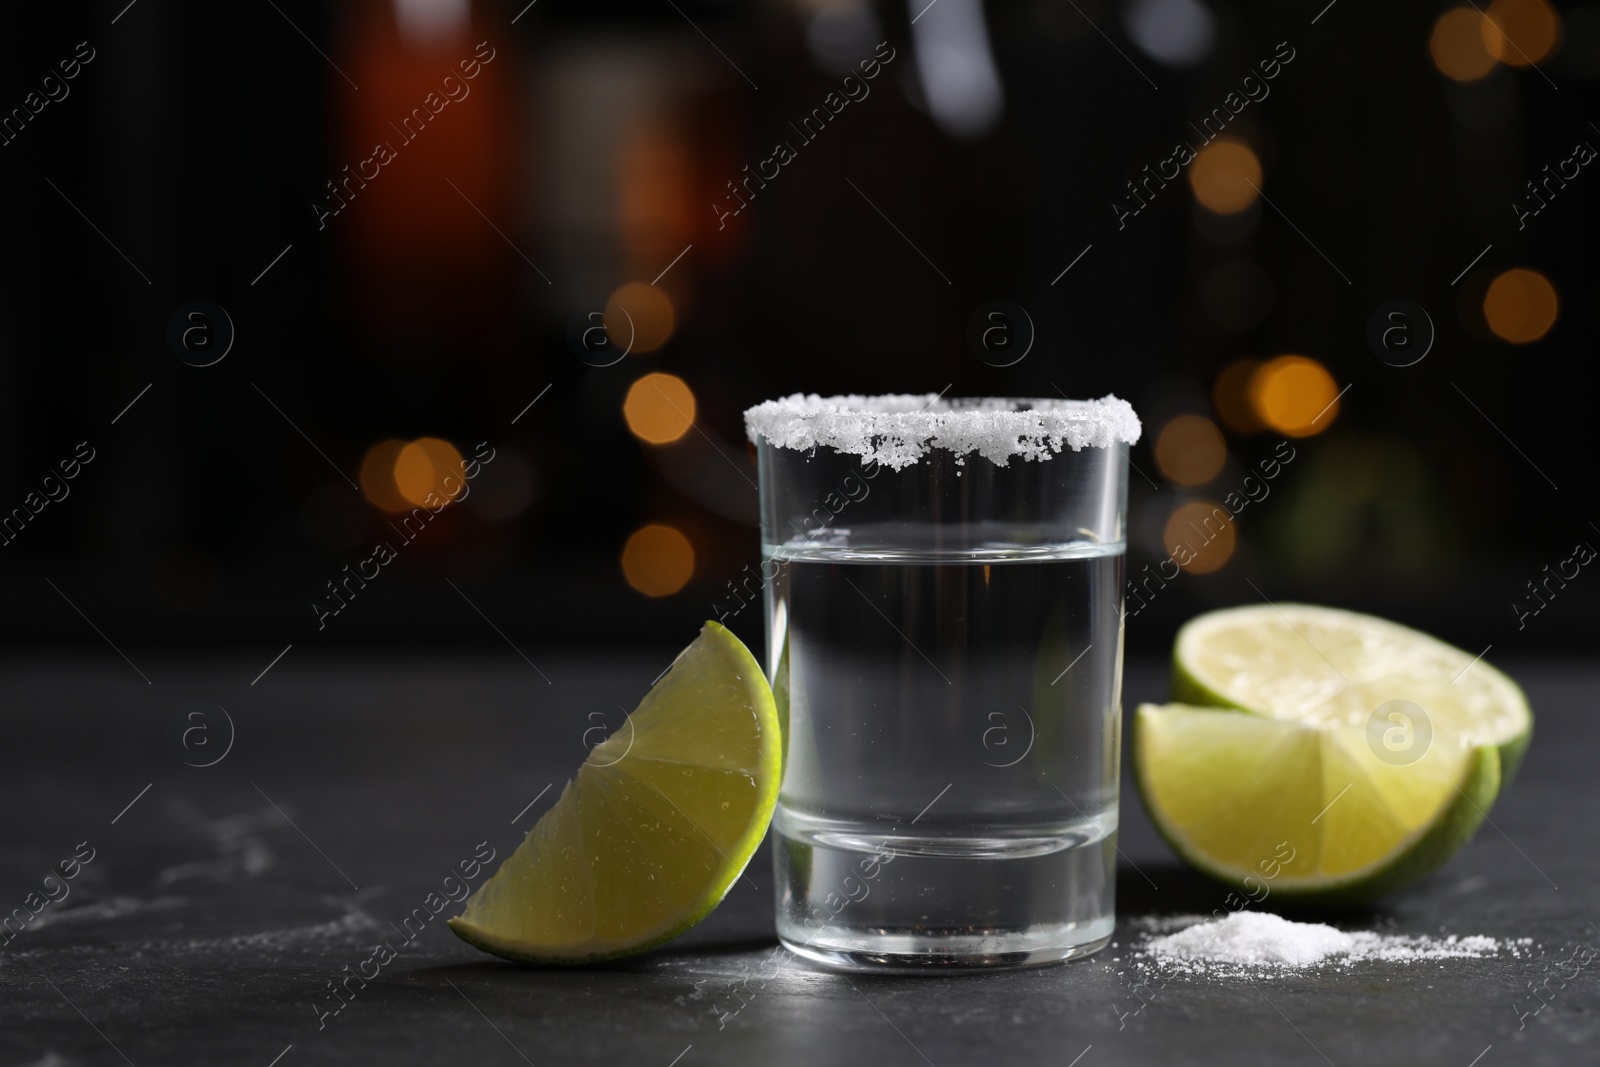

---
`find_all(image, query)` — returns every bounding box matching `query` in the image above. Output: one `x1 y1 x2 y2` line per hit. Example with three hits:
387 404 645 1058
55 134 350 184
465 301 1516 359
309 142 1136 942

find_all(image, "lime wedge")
1134 704 1499 904
448 621 781 964
1172 603 1532 781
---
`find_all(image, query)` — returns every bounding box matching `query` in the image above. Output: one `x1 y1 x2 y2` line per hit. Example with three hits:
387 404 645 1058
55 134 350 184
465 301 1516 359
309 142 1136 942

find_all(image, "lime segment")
1134 703 1499 904
449 621 781 963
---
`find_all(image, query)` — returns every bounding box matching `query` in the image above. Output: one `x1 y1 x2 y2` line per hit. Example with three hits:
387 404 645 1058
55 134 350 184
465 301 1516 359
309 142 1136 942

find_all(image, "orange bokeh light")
1250 356 1341 438
1483 0 1562 67
1164 500 1237 574
1189 140 1262 215
361 437 470 512
1431 8 1498 81
1483 268 1559 343
623 373 697 445
394 437 465 507
360 439 409 512
605 282 676 355
1212 359 1265 434
621 524 695 597
1155 415 1228 486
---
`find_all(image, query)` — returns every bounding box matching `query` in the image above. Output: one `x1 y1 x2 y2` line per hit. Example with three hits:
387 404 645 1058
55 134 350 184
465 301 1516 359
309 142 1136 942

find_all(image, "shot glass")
743 394 1140 971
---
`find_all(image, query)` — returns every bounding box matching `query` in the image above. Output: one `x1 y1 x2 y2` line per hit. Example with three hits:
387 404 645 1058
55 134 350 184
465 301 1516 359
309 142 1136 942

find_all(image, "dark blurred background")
1 0 1593 666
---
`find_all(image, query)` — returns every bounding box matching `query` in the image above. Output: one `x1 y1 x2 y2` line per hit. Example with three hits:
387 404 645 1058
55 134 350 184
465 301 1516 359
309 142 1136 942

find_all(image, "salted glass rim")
743 393 1141 470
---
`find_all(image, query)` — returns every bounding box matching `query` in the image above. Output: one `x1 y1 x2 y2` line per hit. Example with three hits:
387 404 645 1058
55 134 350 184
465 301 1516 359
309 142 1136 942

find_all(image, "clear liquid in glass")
768 538 1123 971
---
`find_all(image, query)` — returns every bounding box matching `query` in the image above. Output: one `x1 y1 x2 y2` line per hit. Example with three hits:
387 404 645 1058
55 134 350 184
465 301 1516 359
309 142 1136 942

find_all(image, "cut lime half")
1134 703 1499 905
1172 603 1532 781
448 621 781 964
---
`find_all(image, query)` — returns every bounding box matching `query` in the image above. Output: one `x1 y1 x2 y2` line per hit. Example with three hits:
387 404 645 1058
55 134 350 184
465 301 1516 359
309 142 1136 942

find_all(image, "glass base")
778 923 1114 974
773 811 1118 974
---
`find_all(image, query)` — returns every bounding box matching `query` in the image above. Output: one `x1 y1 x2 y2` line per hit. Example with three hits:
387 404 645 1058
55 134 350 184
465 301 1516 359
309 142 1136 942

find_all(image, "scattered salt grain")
1139 912 1522 977
743 394 1142 470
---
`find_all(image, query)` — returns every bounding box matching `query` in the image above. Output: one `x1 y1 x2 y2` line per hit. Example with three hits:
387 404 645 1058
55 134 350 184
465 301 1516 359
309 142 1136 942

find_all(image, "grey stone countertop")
1 654 1592 1066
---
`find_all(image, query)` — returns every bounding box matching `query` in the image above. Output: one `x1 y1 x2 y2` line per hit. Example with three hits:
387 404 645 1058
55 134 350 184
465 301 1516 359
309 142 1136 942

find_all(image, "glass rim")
743 393 1141 470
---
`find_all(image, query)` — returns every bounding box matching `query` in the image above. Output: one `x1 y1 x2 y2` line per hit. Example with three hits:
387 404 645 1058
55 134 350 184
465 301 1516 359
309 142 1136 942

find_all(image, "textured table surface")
2 653 1593 1067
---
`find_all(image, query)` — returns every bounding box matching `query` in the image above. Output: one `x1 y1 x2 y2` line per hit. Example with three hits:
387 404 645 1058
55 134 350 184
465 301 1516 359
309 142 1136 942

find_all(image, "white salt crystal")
742 394 1142 470
1140 911 1516 977
1150 912 1355 968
